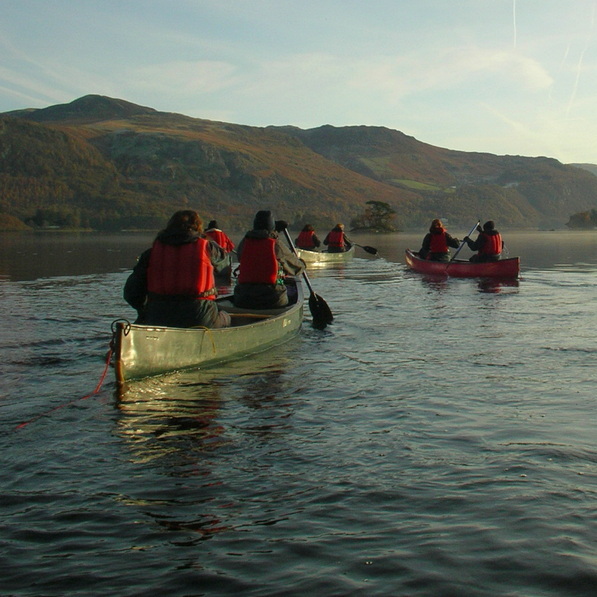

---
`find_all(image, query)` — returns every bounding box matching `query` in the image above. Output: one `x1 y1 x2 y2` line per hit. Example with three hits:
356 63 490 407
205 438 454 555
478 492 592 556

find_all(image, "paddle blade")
308 292 333 329
362 245 378 255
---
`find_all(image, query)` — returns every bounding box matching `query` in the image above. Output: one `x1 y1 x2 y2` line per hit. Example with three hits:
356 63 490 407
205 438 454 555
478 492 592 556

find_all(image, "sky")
2 0 597 164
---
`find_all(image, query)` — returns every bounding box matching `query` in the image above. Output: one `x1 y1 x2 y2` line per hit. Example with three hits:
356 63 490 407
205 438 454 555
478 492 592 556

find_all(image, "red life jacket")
297 230 316 248
206 229 234 253
479 232 502 255
237 237 279 285
147 238 216 300
429 229 449 253
327 229 345 248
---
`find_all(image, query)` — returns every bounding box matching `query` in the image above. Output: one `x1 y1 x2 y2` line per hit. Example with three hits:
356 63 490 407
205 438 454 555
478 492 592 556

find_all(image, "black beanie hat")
253 210 275 231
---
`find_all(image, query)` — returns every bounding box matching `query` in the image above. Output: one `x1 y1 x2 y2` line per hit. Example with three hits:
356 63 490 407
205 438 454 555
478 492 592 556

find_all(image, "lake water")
1 229 597 596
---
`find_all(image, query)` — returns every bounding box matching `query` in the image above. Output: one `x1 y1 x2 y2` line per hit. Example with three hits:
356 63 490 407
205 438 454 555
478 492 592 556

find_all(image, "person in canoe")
205 219 236 279
234 210 306 309
323 223 352 253
295 224 322 251
205 220 235 254
463 220 503 262
418 219 460 261
123 210 231 328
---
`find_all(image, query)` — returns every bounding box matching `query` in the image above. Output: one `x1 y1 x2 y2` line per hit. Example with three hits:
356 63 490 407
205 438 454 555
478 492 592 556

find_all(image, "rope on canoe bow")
111 318 131 336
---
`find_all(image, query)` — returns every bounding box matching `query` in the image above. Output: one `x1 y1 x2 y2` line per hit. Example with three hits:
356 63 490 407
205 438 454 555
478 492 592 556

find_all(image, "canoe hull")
405 249 520 278
113 280 303 383
296 245 355 264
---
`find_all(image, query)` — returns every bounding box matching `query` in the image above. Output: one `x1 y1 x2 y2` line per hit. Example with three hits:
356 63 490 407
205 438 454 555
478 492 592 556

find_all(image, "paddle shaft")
282 228 318 296
283 228 334 327
282 228 333 328
450 221 480 262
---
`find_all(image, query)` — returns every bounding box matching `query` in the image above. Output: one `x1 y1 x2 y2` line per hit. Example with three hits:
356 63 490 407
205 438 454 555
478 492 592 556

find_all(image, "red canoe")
405 249 520 279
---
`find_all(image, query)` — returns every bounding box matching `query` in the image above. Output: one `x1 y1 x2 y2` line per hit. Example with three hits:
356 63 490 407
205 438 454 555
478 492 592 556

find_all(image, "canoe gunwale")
405 249 520 279
296 245 355 263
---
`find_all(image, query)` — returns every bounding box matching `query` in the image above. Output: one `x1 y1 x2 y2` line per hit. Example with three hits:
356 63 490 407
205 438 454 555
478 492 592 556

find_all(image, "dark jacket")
124 229 227 327
323 228 352 253
295 231 322 249
419 229 460 261
233 230 306 309
465 230 503 261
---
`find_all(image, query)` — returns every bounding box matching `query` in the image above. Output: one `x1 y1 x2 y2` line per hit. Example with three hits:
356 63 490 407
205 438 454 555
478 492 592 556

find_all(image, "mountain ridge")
2 94 596 231
4 94 158 123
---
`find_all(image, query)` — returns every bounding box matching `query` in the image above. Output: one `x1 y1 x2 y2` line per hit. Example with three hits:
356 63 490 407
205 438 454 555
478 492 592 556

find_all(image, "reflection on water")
116 379 226 464
477 278 520 293
0 231 154 281
411 272 520 294
112 359 300 547
114 357 295 467
416 274 450 292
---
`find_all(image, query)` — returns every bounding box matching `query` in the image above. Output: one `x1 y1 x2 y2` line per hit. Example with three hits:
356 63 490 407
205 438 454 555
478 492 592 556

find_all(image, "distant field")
393 179 449 192
359 157 449 192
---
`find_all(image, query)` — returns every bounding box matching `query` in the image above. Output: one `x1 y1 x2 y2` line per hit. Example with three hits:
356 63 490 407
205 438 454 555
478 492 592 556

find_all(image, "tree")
350 200 396 231
566 209 597 229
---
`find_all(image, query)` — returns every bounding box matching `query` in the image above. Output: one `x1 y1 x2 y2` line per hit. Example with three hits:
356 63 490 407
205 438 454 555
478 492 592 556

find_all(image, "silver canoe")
296 245 355 264
112 278 304 384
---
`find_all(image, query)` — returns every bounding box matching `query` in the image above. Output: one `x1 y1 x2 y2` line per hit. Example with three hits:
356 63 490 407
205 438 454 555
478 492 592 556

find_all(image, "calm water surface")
1 230 597 596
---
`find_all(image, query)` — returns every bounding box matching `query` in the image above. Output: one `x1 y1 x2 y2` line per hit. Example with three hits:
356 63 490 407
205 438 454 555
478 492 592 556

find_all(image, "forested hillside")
2 94 597 231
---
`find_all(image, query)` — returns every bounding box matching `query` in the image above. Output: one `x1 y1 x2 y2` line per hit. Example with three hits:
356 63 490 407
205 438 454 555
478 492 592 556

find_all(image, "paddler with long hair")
323 223 352 253
295 224 322 250
418 219 460 261
123 210 231 328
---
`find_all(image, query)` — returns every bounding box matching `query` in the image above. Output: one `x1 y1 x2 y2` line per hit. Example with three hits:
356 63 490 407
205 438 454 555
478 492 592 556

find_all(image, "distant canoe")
405 249 520 278
112 278 304 384
296 245 355 264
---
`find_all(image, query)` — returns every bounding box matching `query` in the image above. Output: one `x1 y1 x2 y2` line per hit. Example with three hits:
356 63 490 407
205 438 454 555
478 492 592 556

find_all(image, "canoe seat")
217 296 299 317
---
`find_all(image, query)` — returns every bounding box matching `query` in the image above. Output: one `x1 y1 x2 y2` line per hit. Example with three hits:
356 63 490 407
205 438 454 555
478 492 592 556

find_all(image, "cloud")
485 51 554 90
118 43 556 132
0 83 55 107
0 65 73 106
129 60 239 95
235 45 555 111
0 28 122 108
478 100 597 162
405 46 554 92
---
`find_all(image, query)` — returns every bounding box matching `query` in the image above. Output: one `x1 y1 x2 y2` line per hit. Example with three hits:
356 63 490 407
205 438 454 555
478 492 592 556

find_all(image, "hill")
277 125 597 228
2 94 597 231
571 163 597 177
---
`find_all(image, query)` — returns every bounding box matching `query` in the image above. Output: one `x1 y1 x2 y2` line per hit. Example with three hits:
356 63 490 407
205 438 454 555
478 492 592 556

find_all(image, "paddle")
450 220 480 262
282 227 333 329
343 235 378 255
352 243 379 256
